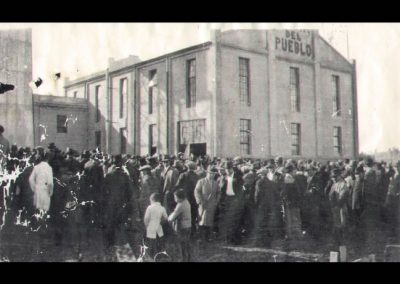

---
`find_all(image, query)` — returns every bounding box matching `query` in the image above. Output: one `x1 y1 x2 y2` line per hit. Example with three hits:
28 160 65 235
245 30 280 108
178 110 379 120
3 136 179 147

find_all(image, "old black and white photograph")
0 23 399 262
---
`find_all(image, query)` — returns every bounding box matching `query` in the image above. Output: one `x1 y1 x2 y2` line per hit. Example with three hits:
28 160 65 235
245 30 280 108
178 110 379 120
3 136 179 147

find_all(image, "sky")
0 23 398 154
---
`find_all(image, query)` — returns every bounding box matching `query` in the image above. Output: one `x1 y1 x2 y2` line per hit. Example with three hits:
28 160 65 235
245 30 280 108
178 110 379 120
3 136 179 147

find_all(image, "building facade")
64 29 359 160
33 95 88 152
0 29 34 147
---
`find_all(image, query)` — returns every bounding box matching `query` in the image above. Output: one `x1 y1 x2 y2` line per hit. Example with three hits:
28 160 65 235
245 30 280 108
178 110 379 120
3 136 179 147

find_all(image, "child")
168 189 192 262
143 193 168 258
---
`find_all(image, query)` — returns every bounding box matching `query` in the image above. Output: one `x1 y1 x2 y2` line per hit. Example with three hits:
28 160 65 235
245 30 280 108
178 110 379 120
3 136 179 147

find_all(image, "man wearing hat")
281 164 302 240
81 151 105 230
302 164 324 240
329 167 350 248
176 161 200 234
102 154 139 260
194 165 220 242
138 165 159 218
350 164 365 247
161 155 180 214
385 161 400 240
218 159 245 245
362 157 381 254
253 167 280 246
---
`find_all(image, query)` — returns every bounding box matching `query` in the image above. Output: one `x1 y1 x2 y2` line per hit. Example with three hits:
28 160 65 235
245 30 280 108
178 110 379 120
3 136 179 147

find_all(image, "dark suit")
218 169 245 244
253 176 280 246
176 170 199 231
102 167 136 250
162 166 180 214
82 159 104 228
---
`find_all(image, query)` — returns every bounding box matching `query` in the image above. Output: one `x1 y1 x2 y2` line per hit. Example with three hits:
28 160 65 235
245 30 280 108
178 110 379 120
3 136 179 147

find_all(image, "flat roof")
64 41 212 88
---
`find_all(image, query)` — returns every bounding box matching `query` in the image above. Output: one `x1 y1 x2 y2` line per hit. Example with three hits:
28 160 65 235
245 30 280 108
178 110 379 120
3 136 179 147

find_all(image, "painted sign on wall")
275 30 313 58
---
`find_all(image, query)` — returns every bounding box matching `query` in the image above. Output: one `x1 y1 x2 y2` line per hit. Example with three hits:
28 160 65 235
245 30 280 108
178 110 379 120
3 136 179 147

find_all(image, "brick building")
64 29 359 160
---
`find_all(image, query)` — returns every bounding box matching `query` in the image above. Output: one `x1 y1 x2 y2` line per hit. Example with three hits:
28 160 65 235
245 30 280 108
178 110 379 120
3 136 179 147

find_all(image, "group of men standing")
1 124 400 261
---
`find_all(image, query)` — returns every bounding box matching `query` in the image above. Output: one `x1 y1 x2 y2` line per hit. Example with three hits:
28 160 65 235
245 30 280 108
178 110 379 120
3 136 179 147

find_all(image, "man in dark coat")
218 159 245 245
362 158 381 254
102 154 136 259
253 168 280 247
175 161 199 235
82 153 105 229
161 156 180 214
303 164 324 240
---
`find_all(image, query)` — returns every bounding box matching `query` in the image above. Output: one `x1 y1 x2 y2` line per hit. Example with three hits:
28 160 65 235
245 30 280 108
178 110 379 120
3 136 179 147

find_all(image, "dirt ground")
1 222 393 262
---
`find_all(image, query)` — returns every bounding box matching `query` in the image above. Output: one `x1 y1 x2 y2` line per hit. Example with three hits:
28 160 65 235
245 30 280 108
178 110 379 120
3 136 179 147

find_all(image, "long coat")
139 173 159 217
195 177 220 227
253 176 280 243
29 161 54 212
329 179 350 228
102 167 135 225
162 166 180 214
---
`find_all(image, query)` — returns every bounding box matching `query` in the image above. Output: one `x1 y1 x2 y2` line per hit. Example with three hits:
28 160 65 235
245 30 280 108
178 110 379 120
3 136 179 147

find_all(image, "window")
95 131 101 149
95 85 100 123
149 70 157 114
290 67 300 112
239 57 250 106
240 119 251 155
186 59 196 108
73 91 77 98
57 115 67 133
120 78 127 118
291 123 301 156
333 126 342 155
179 119 206 144
332 75 341 116
120 128 127 154
149 124 157 155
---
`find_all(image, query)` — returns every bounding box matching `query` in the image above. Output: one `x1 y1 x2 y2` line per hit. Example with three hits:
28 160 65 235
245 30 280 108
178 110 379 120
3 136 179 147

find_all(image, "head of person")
256 168 268 178
114 154 123 168
174 189 186 203
396 161 400 172
275 157 283 167
221 160 234 175
332 168 342 181
139 165 152 176
285 164 295 175
365 157 374 168
233 156 243 168
207 165 219 179
162 156 173 167
187 161 197 172
150 192 161 204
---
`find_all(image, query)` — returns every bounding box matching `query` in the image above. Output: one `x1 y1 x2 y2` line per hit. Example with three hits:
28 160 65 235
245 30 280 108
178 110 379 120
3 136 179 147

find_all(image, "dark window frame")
120 127 127 154
186 59 196 108
290 67 300 112
291 123 301 156
120 78 127 119
149 124 157 155
95 85 100 123
57 115 68 133
333 126 342 155
149 70 157 114
95 131 101 149
332 75 341 116
240 119 251 155
239 57 251 106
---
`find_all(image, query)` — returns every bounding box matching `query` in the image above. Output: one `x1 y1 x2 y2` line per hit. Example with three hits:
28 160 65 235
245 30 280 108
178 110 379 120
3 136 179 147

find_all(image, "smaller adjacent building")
33 95 89 152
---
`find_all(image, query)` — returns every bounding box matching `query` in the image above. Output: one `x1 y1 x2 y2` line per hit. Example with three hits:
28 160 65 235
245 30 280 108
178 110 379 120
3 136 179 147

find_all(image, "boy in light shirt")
144 193 168 258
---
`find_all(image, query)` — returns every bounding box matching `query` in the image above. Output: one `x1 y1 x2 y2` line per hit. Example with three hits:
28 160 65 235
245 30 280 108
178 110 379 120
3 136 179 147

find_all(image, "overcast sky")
0 23 398 154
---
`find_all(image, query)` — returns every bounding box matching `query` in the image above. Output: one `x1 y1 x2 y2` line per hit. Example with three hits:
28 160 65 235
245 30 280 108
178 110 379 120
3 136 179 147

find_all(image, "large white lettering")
275 31 313 57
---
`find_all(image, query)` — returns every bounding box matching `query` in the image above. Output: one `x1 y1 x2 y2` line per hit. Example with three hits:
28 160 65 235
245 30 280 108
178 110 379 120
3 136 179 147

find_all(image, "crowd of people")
0 125 400 262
